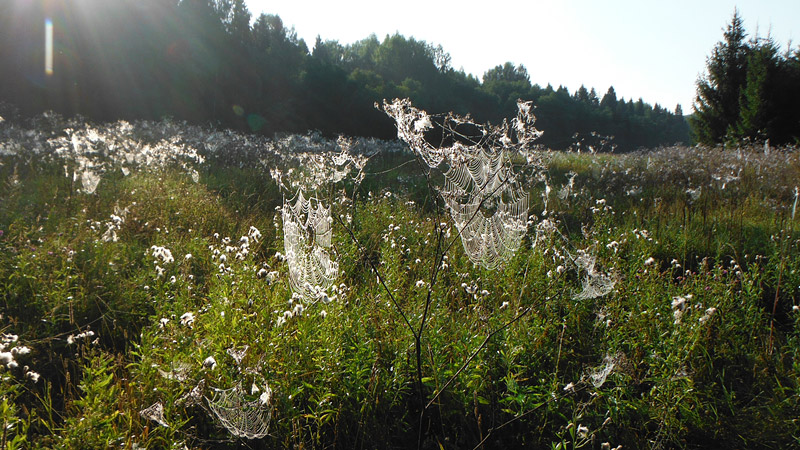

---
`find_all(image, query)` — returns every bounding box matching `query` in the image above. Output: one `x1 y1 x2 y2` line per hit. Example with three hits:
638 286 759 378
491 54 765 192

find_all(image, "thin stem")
334 214 416 339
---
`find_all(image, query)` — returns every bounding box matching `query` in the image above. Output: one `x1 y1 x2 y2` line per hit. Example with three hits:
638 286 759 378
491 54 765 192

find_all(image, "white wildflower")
699 307 717 323
180 312 195 328
0 352 13 365
11 346 30 355
248 226 262 242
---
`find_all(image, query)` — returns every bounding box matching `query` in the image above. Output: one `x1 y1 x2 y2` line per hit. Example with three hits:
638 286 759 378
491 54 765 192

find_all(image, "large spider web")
282 189 339 300
207 384 272 439
441 147 529 269
383 98 541 269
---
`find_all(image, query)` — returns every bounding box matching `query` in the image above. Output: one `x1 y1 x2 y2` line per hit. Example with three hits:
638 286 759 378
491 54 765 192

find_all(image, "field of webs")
1 106 800 449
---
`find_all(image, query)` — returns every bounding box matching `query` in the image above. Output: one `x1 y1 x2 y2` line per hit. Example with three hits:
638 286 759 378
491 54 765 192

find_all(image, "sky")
243 0 799 114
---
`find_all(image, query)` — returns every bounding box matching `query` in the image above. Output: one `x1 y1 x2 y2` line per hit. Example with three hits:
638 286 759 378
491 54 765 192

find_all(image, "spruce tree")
691 9 749 145
736 37 778 141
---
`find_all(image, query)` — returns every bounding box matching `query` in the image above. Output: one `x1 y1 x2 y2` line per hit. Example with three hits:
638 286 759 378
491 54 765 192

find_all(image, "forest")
0 0 693 151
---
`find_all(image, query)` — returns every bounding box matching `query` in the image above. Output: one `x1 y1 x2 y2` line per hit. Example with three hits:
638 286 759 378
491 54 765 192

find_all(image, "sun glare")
45 18 53 76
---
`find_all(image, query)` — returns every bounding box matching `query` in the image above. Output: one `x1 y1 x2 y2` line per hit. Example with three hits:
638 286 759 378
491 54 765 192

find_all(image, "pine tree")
691 9 749 145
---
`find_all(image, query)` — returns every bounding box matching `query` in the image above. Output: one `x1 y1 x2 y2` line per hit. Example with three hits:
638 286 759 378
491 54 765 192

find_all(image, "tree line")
692 9 800 146
0 0 691 151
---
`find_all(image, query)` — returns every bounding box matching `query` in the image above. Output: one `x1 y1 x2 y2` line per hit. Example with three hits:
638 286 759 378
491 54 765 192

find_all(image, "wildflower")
150 245 174 264
644 257 655 266
317 290 332 304
577 424 589 438
25 371 40 383
180 312 195 328
672 296 687 324
184 253 192 261
462 283 477 295
259 385 273 405
415 280 426 288
11 346 30 355
563 382 575 392
699 307 717 323
159 318 169 328
203 356 217 369
249 226 261 242
0 352 13 366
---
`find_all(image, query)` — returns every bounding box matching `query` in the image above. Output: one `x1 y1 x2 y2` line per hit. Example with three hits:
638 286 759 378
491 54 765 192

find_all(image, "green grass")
0 118 799 448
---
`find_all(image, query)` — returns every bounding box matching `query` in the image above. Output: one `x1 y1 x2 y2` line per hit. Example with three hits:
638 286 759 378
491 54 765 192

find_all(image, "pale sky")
244 0 799 113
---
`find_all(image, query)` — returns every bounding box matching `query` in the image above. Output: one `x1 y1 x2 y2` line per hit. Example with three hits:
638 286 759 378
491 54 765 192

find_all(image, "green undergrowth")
1 145 800 449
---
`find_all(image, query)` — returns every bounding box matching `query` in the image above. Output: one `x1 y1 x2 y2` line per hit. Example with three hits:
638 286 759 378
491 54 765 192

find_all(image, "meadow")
0 108 799 449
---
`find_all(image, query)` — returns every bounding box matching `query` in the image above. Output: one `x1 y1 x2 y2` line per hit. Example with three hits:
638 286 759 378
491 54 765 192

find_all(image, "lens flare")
45 18 53 76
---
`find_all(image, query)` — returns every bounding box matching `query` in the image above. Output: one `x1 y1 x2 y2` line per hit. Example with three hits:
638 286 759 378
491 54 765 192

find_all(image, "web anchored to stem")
282 189 339 301
382 98 544 269
207 383 273 439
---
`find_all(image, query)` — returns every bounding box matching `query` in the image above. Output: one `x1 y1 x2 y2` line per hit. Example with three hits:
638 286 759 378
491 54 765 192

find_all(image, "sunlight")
45 18 53 76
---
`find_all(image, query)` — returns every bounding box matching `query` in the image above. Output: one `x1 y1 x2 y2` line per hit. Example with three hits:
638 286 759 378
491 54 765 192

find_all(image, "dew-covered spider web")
282 189 339 300
383 98 543 269
207 383 272 439
441 147 529 269
139 401 168 428
573 250 616 300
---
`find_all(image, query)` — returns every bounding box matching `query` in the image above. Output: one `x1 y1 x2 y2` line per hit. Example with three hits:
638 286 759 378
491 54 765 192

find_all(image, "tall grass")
0 113 798 448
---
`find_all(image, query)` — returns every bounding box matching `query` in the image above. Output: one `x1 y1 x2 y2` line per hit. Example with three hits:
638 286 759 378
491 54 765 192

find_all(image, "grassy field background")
1 114 799 449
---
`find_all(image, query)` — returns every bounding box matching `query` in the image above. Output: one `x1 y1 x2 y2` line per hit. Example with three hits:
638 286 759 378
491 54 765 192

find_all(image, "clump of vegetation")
0 110 799 449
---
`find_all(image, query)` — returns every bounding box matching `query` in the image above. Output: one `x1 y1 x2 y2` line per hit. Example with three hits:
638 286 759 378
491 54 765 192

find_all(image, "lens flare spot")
232 105 244 116
45 18 53 76
247 114 267 132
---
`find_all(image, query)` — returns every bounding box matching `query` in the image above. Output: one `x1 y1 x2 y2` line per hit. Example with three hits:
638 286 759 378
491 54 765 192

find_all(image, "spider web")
573 251 616 300
207 384 272 439
441 147 529 270
383 98 540 269
140 401 168 428
588 354 617 388
283 189 339 300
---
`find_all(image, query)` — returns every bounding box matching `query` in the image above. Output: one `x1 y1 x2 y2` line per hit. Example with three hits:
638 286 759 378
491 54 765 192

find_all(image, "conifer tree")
736 37 778 141
691 9 749 145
